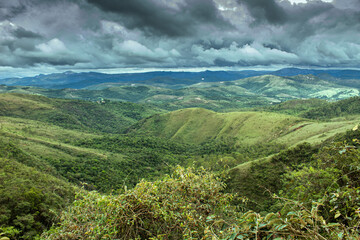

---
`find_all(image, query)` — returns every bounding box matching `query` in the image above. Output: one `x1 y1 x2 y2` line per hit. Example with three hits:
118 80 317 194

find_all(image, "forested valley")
0 90 359 239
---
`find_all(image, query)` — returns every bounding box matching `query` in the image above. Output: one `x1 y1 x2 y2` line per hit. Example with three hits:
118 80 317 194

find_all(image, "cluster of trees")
0 158 75 239
301 96 360 119
1 93 360 239
42 133 360 239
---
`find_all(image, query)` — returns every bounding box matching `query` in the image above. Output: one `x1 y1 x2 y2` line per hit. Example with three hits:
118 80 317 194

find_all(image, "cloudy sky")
0 0 359 77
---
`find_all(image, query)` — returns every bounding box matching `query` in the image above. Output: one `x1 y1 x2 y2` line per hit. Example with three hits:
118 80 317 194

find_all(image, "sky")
0 0 360 77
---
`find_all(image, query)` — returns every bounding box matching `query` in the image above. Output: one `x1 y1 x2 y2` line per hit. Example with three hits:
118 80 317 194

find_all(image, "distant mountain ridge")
1 68 360 90
1 74 359 111
0 70 270 89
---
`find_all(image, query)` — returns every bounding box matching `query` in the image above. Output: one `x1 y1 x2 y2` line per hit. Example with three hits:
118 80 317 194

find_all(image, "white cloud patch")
113 40 181 63
36 38 68 54
192 42 299 65
0 20 17 41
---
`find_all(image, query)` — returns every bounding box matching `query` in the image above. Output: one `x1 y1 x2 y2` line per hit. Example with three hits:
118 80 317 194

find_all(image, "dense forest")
0 93 359 239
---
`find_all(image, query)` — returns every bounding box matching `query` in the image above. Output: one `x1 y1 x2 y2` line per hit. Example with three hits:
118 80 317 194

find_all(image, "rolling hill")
1 68 360 89
0 93 163 133
127 107 360 147
1 92 360 239
1 74 359 112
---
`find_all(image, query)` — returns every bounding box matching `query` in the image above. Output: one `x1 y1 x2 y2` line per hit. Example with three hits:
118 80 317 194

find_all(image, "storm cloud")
87 0 233 37
237 0 288 24
0 0 360 77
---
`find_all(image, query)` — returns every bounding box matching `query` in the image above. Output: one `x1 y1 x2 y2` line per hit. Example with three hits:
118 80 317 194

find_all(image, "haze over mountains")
1 68 360 89
1 68 360 112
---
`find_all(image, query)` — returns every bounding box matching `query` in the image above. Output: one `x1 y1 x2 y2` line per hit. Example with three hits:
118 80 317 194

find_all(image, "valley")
2 0 360 238
0 71 359 239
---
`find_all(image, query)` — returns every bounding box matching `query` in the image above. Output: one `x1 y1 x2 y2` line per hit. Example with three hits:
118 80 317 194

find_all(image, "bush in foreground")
42 167 237 239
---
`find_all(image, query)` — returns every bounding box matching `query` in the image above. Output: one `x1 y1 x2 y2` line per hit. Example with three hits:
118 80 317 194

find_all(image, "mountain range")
1 70 360 112
1 68 360 90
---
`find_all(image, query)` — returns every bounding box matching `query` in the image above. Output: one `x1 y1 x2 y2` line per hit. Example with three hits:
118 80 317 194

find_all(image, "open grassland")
130 107 360 146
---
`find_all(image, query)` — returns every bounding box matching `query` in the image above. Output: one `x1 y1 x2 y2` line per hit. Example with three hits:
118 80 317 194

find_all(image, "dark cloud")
1 0 360 77
86 0 233 37
14 27 42 39
237 0 287 24
0 1 26 20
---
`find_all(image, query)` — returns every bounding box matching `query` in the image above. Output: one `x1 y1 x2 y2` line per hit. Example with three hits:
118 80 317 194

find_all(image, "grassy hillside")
0 93 163 133
128 107 360 147
1 92 359 239
128 108 299 145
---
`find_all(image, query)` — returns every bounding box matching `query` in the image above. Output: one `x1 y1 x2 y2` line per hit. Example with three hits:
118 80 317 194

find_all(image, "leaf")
275 224 287 231
264 212 275 221
227 233 237 240
286 211 297 216
325 223 341 227
334 211 341 219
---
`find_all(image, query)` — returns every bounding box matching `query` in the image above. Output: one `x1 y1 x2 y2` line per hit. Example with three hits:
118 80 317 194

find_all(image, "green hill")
301 96 360 119
128 107 360 147
259 98 328 115
0 138 76 239
1 74 359 112
0 93 163 133
0 92 359 239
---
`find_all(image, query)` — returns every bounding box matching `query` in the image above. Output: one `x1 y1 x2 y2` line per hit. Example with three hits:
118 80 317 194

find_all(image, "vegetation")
0 92 360 239
0 141 75 239
259 98 328 116
2 74 359 112
129 107 359 147
0 93 163 133
43 142 360 239
42 167 238 240
301 96 360 119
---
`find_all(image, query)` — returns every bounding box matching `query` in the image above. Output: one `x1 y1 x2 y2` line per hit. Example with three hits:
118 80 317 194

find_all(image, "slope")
0 93 163 133
301 96 360 119
128 107 360 147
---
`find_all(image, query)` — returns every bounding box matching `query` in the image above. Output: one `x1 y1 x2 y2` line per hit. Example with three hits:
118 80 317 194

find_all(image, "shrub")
42 167 237 239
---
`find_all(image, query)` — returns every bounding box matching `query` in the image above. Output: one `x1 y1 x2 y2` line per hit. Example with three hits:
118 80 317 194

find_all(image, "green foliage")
2 92 360 239
0 93 162 133
302 96 360 119
42 167 237 240
259 98 328 116
228 143 317 212
189 142 287 172
226 195 360 240
0 158 75 240
72 135 193 189
129 107 306 146
281 136 360 227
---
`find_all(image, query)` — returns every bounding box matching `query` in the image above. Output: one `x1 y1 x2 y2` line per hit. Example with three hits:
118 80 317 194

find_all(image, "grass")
0 115 129 191
131 108 301 145
0 93 163 133
131 107 360 147
275 118 360 146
